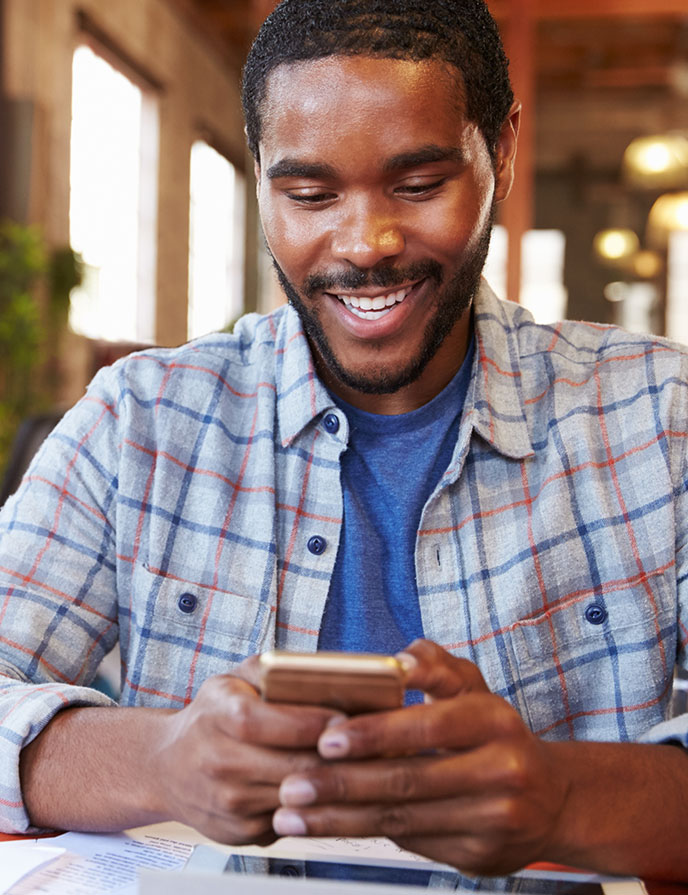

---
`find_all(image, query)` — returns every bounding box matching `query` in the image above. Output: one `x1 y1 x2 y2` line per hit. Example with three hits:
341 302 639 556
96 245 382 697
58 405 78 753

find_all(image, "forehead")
259 55 474 164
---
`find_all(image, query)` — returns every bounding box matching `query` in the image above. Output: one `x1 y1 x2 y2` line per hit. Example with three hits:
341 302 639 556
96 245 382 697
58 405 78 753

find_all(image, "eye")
395 178 447 199
284 189 337 206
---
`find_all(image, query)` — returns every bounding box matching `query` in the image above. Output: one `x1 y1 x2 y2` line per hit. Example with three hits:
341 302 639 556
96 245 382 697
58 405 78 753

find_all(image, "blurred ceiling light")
604 282 629 303
593 228 639 263
623 134 688 189
647 192 688 248
630 250 663 280
669 61 688 98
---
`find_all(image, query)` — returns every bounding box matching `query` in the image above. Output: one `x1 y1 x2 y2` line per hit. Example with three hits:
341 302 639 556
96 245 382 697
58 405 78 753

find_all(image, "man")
1 0 687 882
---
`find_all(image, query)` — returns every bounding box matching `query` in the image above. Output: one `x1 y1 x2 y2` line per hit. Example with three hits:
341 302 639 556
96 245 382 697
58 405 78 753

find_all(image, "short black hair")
241 0 514 163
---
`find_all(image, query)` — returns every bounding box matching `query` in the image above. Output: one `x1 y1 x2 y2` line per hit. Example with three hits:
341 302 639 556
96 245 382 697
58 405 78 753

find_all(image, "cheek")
259 200 324 274
443 184 495 256
414 174 495 259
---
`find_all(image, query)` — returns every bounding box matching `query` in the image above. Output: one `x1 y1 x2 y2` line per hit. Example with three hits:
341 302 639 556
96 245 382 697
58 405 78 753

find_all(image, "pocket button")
178 592 198 614
584 603 607 625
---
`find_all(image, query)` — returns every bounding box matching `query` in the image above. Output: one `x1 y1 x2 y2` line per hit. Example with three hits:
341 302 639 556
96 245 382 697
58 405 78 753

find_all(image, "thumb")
397 639 490 700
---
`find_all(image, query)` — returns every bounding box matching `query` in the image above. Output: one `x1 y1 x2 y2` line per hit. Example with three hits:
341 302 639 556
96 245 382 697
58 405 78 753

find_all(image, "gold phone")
258 650 405 713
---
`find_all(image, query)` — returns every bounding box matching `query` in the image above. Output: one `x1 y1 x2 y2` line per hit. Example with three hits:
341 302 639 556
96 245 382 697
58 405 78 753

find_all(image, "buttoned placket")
274 407 349 652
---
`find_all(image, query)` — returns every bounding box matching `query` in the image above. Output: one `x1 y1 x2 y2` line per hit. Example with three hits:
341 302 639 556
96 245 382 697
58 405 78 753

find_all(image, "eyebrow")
383 145 467 172
266 145 466 182
266 159 338 180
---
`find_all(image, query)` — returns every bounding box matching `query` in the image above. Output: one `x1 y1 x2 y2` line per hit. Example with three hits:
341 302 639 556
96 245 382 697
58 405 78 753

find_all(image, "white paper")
195 833 439 868
0 843 65 893
5 826 193 895
289 836 434 864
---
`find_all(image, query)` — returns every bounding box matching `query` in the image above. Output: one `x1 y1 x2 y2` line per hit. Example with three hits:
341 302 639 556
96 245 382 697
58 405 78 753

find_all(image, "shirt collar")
272 281 534 459
273 304 337 448
467 280 535 460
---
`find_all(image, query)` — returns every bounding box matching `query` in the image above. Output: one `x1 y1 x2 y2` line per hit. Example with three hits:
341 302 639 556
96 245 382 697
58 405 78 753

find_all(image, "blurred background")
1 0 687 489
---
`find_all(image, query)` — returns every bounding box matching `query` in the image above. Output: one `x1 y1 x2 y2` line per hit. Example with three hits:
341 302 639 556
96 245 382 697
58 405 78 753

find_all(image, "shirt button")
178 592 198 614
584 603 607 625
323 413 340 434
307 535 327 555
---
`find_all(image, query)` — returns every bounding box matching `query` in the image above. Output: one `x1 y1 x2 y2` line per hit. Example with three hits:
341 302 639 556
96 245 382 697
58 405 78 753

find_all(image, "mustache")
303 260 443 298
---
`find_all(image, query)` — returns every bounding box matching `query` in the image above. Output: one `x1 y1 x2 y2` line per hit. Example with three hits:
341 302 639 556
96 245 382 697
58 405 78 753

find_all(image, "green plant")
0 219 82 479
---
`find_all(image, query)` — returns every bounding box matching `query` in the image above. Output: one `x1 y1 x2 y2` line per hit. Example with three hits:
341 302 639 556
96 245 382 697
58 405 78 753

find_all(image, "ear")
493 101 521 203
254 160 261 197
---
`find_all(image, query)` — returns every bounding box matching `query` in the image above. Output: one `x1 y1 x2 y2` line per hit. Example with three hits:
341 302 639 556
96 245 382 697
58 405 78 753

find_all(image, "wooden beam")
490 0 688 19
499 0 536 304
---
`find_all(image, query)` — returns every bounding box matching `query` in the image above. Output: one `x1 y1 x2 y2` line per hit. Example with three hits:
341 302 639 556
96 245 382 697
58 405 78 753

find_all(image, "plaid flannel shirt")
1 281 688 833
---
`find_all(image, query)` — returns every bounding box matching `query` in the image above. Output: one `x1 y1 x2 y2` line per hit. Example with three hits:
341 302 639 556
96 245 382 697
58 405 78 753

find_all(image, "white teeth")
338 286 412 318
348 306 393 320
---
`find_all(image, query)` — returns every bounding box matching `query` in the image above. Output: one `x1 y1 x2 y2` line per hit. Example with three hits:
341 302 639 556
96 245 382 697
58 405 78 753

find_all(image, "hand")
152 658 343 846
274 640 569 876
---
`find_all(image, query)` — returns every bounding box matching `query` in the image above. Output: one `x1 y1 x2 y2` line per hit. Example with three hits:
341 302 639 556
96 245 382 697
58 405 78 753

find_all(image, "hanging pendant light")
623 134 688 190
593 228 639 264
647 192 688 248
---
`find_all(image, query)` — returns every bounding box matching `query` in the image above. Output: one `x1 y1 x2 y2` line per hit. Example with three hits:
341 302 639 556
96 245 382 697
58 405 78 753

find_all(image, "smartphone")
258 650 405 713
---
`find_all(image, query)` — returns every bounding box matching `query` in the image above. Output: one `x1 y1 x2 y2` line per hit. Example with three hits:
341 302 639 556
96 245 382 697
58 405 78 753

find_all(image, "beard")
270 203 495 396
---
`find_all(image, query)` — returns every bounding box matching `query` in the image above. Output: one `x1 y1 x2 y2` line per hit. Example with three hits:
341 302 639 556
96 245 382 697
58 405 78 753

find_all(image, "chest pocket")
121 563 274 707
506 584 675 742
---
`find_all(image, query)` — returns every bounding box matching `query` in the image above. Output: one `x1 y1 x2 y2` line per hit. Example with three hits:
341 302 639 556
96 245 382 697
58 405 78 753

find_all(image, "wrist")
539 739 688 879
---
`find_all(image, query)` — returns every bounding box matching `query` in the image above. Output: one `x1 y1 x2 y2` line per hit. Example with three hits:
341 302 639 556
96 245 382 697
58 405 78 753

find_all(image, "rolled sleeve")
0 671 114 833
0 367 123 832
637 715 688 748
639 354 688 751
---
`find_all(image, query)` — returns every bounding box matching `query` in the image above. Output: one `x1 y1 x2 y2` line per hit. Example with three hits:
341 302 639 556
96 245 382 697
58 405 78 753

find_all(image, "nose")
330 198 405 268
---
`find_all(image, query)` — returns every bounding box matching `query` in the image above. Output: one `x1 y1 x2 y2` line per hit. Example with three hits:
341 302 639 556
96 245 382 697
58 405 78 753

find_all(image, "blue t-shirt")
319 337 475 667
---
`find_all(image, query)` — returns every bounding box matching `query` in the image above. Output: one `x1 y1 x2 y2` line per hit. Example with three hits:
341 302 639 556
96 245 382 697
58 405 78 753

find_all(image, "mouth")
334 284 415 320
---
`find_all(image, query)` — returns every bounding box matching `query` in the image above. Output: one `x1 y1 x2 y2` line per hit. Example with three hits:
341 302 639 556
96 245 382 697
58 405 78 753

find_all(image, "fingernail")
395 651 417 673
280 778 317 806
325 713 347 728
273 809 307 837
319 731 350 758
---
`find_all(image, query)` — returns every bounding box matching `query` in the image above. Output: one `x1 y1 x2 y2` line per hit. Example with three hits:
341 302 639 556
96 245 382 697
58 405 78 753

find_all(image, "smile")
337 286 413 320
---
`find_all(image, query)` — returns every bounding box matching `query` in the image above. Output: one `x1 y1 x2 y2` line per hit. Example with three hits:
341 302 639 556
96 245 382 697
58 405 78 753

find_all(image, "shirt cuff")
637 714 688 748
0 676 114 833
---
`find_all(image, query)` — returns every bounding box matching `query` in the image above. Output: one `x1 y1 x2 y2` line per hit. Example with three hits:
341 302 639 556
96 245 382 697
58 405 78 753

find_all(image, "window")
69 45 159 342
188 141 246 340
484 228 568 321
483 225 508 300
520 230 568 324
667 231 688 345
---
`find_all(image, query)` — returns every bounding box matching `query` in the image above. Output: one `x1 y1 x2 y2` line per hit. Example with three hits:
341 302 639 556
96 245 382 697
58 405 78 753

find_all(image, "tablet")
185 845 647 894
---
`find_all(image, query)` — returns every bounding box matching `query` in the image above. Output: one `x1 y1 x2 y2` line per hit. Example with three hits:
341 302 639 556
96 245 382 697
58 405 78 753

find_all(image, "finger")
279 743 520 807
206 780 282 818
198 808 279 848
169 747 325 841
272 791 512 841
200 735 328 788
199 674 344 748
317 692 525 760
233 654 263 690
396 639 489 699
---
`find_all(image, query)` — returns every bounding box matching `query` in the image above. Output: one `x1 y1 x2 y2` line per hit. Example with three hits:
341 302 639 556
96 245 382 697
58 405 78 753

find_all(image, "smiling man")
1 0 688 884
255 52 507 411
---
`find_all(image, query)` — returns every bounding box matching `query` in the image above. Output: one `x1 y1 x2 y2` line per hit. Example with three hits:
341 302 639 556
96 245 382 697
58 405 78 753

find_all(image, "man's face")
256 55 517 412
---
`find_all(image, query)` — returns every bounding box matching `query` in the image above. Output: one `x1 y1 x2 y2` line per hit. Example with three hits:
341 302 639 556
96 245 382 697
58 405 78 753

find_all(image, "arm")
20 669 340 843
274 640 688 880
1 358 340 840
